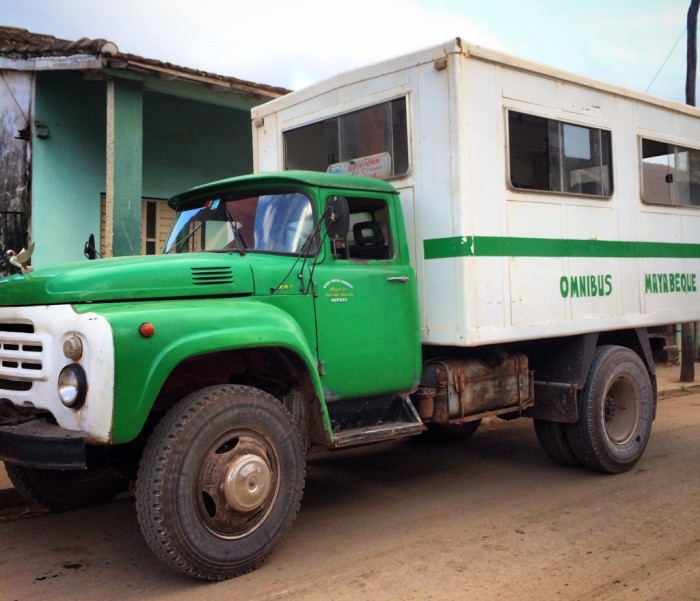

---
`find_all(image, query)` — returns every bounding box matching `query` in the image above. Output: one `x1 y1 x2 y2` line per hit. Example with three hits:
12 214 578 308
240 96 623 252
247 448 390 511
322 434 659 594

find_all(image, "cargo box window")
641 138 700 206
508 111 613 197
284 97 409 179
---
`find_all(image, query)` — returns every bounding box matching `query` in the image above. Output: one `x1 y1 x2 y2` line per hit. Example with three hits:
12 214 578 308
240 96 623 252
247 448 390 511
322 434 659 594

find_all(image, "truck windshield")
163 192 317 255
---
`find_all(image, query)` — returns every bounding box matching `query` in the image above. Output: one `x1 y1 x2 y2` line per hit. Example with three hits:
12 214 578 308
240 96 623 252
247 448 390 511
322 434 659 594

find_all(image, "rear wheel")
6 464 129 511
135 384 305 581
533 419 581 467
566 346 655 474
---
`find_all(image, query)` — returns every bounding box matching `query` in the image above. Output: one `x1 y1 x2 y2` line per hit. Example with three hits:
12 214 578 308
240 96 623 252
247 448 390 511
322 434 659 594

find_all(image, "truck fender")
526 328 655 423
102 300 330 443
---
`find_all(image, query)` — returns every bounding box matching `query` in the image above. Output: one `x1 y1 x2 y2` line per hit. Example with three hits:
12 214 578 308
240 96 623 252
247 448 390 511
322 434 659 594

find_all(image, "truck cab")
0 171 424 580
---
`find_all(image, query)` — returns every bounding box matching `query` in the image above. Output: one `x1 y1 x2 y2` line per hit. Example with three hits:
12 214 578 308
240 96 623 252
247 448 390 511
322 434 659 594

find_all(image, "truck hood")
0 254 255 306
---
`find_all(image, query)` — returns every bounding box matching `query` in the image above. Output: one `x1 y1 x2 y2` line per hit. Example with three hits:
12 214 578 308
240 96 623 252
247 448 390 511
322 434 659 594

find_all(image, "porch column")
106 79 143 257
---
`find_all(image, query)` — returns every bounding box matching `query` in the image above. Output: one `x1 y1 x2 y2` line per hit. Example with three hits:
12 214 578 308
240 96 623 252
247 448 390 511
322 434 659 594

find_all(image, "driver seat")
351 221 389 259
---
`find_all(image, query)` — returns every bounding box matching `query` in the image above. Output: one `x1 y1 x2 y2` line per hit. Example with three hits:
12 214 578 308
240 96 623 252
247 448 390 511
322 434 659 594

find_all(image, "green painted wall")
32 71 106 267
142 93 252 198
31 74 255 268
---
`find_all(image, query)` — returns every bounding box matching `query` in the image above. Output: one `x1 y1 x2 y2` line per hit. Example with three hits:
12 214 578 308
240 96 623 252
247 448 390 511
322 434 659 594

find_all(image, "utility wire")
646 26 687 92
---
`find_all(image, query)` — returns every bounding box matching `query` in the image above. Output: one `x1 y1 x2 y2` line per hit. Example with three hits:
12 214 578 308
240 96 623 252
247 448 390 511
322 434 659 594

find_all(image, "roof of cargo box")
252 37 700 119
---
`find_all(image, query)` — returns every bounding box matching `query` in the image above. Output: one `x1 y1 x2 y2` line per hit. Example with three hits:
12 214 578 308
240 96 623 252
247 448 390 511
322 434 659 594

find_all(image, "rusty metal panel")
414 354 533 423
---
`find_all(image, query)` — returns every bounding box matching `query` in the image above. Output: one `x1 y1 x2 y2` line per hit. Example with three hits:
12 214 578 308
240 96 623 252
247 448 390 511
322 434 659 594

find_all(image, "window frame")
163 187 320 257
639 136 700 209
142 198 176 255
100 195 173 256
322 192 397 262
506 109 614 200
283 95 411 181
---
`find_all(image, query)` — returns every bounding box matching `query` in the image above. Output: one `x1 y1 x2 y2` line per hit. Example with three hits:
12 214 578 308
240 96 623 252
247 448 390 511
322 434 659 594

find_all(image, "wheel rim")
194 429 279 539
603 376 640 444
224 454 272 511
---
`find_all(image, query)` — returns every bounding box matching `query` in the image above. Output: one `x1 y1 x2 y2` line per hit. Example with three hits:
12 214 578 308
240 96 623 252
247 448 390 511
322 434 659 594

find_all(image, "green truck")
5 38 700 580
0 170 658 580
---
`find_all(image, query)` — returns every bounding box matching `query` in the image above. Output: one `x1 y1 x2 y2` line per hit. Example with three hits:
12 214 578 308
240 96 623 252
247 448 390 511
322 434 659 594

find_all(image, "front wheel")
135 385 305 581
566 346 655 474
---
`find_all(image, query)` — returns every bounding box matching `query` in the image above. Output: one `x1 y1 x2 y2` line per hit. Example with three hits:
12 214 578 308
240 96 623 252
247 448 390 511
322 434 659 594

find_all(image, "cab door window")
330 196 394 260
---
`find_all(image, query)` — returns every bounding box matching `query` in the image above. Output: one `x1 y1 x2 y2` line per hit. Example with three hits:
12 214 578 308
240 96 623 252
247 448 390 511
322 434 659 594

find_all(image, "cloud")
151 0 502 89
1 0 693 101
486 2 689 102
2 0 500 89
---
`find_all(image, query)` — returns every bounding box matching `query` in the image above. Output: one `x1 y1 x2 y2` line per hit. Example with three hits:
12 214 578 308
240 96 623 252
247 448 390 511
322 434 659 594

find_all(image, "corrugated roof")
0 26 119 57
0 26 289 98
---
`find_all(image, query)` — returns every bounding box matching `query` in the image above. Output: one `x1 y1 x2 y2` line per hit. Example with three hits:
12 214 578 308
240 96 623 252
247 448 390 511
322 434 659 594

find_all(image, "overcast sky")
1 0 694 103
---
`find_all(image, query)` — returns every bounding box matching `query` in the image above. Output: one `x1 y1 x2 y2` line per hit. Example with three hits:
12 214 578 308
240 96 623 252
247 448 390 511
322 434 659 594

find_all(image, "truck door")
312 193 420 400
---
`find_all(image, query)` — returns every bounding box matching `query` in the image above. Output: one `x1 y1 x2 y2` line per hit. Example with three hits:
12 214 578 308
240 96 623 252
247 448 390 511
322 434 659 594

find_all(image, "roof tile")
0 26 288 97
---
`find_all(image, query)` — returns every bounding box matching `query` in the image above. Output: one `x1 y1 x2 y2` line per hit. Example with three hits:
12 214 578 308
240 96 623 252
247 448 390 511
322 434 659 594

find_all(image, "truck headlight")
58 363 87 409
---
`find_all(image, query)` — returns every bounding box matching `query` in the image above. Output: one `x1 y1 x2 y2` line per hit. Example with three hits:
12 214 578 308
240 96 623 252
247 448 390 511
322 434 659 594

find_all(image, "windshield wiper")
225 209 247 255
171 221 204 253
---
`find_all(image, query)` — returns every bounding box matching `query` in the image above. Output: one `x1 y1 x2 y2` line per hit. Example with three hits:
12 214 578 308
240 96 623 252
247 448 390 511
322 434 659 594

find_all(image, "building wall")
0 70 33 275
31 71 106 267
143 92 252 198
30 72 255 269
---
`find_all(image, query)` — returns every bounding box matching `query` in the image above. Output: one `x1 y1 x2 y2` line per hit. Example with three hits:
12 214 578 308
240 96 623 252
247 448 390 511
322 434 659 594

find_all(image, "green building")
0 26 286 273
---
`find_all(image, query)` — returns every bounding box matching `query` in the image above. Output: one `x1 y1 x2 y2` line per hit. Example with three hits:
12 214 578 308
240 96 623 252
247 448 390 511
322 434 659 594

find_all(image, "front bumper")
0 417 86 469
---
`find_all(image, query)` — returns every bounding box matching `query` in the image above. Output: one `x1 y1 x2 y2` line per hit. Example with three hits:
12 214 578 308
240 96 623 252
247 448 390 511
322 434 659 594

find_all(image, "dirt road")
1 388 699 601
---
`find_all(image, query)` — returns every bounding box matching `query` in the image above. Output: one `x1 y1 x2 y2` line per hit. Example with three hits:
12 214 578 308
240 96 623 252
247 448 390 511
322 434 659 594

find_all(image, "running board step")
330 395 425 449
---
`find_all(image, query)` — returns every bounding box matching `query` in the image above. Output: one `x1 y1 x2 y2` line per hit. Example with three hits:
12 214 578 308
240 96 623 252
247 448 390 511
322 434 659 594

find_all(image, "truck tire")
566 345 655 474
533 419 582 467
6 464 129 511
135 384 305 581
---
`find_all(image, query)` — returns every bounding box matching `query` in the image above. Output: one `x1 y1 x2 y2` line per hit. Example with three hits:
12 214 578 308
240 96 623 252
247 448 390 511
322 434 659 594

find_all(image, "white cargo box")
252 38 700 347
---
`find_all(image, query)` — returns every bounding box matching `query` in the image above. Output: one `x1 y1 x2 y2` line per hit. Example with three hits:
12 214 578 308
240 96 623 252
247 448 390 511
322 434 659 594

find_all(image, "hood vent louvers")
191 266 234 286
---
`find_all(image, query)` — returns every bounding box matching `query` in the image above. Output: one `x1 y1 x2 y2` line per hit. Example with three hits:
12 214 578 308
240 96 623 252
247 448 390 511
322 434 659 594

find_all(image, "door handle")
387 276 409 283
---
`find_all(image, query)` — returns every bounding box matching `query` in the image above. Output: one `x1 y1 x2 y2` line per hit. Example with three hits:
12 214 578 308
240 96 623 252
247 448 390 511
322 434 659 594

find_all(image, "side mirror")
324 195 350 242
84 233 98 260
